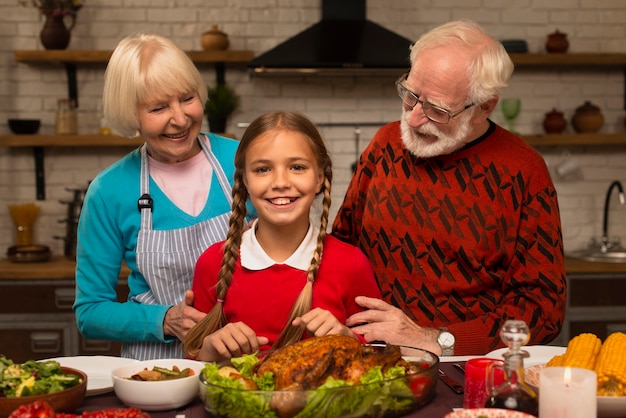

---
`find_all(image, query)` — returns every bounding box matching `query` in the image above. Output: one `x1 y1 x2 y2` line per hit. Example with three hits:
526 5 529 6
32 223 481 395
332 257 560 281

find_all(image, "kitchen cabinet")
0 256 129 363
555 258 626 346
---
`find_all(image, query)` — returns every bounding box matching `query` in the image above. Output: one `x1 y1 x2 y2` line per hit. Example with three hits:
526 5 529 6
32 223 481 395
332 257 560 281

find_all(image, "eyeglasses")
395 73 475 124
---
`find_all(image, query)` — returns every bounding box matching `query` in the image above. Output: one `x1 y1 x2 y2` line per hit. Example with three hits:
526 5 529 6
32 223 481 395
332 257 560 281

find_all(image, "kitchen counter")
0 255 130 280
564 256 626 274
1 255 624 280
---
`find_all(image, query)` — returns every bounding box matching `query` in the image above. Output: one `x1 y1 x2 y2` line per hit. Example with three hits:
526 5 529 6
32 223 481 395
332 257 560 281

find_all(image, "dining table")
75 358 470 418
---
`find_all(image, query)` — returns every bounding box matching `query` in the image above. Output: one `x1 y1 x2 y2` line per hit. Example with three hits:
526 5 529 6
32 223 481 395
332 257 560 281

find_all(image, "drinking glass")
501 98 521 133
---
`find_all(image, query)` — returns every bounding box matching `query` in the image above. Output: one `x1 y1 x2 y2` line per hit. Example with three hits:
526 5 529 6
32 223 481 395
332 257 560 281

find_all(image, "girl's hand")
197 322 269 362
292 308 355 338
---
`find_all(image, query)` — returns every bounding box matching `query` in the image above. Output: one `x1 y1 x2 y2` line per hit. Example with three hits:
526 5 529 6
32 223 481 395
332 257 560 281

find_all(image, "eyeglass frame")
395 73 475 124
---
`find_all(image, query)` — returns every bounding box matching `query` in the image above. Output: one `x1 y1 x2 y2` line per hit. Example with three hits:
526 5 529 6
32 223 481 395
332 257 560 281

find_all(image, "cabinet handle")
31 332 61 354
81 339 112 352
54 288 75 309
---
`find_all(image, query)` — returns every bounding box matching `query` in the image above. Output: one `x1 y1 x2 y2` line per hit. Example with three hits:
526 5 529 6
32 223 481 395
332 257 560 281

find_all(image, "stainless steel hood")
248 0 413 76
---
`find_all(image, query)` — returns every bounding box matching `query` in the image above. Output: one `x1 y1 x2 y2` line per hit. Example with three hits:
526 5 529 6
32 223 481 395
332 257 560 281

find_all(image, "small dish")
8 119 41 135
6 245 51 263
445 408 536 418
111 358 204 411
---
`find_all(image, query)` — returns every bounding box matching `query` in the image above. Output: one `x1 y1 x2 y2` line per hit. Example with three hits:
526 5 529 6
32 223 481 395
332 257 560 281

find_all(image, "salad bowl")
199 344 439 418
0 366 87 418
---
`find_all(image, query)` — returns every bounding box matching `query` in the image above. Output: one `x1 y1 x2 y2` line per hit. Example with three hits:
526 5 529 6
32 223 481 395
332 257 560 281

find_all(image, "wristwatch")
437 328 456 356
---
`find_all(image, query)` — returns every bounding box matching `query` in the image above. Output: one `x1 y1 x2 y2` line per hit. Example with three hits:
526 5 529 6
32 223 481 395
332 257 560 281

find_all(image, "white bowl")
111 358 204 411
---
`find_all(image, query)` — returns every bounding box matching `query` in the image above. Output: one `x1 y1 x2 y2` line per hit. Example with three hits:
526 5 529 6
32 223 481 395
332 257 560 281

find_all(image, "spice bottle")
485 320 539 416
56 98 78 135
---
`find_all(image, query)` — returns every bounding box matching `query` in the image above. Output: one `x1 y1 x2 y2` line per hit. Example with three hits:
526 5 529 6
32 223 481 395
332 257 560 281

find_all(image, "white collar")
240 219 319 271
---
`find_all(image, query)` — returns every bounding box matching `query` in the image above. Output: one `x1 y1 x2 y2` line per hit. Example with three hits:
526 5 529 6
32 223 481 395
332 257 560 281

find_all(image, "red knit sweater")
332 121 566 355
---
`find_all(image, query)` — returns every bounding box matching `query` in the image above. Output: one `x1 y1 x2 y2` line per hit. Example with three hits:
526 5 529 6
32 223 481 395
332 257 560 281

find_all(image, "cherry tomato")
409 375 433 398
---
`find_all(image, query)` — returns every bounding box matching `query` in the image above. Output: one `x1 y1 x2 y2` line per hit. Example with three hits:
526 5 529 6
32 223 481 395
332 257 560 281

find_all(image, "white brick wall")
1 0 625 256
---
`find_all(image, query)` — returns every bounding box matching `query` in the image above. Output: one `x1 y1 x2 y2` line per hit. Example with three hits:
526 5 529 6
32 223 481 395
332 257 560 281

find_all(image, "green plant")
205 83 240 119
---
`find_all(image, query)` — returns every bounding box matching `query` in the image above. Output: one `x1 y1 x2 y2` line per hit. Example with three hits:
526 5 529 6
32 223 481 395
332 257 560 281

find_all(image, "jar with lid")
545 30 569 53
56 98 78 135
484 320 539 416
572 101 604 133
543 108 567 134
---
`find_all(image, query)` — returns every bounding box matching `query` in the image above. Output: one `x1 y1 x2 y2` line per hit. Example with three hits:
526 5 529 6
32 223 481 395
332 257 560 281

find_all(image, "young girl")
183 111 381 362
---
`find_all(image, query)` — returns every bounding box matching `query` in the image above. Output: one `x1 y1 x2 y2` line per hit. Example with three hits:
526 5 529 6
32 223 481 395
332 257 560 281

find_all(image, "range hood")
248 0 413 76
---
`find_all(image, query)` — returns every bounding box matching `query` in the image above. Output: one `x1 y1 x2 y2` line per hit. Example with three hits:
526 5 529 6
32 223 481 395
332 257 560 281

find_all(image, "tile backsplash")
1 0 625 257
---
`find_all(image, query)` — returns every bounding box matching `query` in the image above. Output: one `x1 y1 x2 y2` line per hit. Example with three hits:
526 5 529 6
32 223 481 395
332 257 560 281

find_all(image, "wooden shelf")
14 49 255 64
522 133 626 146
509 53 626 68
2 133 626 148
0 134 142 147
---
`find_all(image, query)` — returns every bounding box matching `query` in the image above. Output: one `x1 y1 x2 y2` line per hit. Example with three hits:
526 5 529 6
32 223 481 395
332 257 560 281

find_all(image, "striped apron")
123 136 232 360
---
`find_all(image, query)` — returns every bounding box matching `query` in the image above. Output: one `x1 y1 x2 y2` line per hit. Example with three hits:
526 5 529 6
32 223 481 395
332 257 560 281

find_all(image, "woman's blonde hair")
102 33 207 137
183 111 333 357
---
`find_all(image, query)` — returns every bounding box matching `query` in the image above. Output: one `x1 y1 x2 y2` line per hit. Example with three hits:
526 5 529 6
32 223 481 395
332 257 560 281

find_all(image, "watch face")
438 332 455 348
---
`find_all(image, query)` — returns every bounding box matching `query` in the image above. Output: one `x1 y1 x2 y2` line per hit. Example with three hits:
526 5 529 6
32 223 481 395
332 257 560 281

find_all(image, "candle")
539 366 597 418
463 357 504 409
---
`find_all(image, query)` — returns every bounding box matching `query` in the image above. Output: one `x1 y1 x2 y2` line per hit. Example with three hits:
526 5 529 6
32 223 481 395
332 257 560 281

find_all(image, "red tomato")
81 408 149 418
409 375 433 398
8 401 55 418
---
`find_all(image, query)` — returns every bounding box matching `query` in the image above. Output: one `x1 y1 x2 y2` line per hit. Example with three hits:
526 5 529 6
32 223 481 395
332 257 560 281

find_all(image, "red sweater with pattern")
332 121 566 355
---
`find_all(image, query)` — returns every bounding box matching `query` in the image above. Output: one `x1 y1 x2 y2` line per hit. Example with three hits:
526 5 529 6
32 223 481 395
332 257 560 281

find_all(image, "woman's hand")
292 307 354 338
197 322 269 362
163 289 206 341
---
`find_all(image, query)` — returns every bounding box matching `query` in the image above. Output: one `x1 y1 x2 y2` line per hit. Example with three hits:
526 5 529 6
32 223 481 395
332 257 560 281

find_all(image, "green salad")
200 353 420 418
0 355 82 397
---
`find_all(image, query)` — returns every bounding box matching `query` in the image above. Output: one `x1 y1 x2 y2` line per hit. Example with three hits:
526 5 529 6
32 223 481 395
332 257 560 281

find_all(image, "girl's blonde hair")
183 111 333 357
103 33 208 138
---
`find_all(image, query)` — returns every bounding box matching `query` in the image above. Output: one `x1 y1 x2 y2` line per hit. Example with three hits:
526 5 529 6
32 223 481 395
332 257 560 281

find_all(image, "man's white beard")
400 109 474 158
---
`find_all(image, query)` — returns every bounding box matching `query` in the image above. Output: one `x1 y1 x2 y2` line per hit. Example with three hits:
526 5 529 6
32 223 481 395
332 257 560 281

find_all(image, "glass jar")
56 98 78 135
484 320 539 416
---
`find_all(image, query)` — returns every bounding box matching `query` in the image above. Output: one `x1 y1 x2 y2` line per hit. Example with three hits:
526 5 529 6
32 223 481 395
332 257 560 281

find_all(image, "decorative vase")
543 108 567 134
545 30 569 53
40 14 75 50
201 25 229 51
571 101 604 133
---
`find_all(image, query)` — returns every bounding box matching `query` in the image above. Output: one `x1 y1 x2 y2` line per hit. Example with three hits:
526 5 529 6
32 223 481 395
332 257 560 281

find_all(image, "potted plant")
205 83 240 133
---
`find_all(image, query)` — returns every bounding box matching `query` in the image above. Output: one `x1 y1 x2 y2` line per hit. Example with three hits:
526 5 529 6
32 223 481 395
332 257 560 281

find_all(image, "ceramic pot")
545 30 569 53
543 108 567 134
201 25 229 51
571 101 604 133
40 14 75 50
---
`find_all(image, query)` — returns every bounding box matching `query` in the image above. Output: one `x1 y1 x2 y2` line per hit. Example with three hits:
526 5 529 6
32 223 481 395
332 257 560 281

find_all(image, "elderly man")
332 20 566 356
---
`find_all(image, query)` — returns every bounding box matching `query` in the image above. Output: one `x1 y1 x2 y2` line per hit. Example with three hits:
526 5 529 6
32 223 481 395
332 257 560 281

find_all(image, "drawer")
0 315 74 362
569 277 626 307
0 284 76 313
569 321 626 341
0 281 130 314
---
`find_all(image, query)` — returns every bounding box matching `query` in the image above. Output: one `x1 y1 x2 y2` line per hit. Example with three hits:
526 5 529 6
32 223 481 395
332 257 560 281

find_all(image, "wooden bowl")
0 366 87 417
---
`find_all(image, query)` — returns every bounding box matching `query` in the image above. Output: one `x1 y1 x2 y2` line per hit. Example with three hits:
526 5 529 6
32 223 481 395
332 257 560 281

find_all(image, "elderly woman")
73 33 242 359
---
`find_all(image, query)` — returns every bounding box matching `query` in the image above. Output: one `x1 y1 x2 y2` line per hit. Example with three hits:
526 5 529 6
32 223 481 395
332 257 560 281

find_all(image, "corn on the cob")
595 332 626 396
546 353 565 367
558 333 602 370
